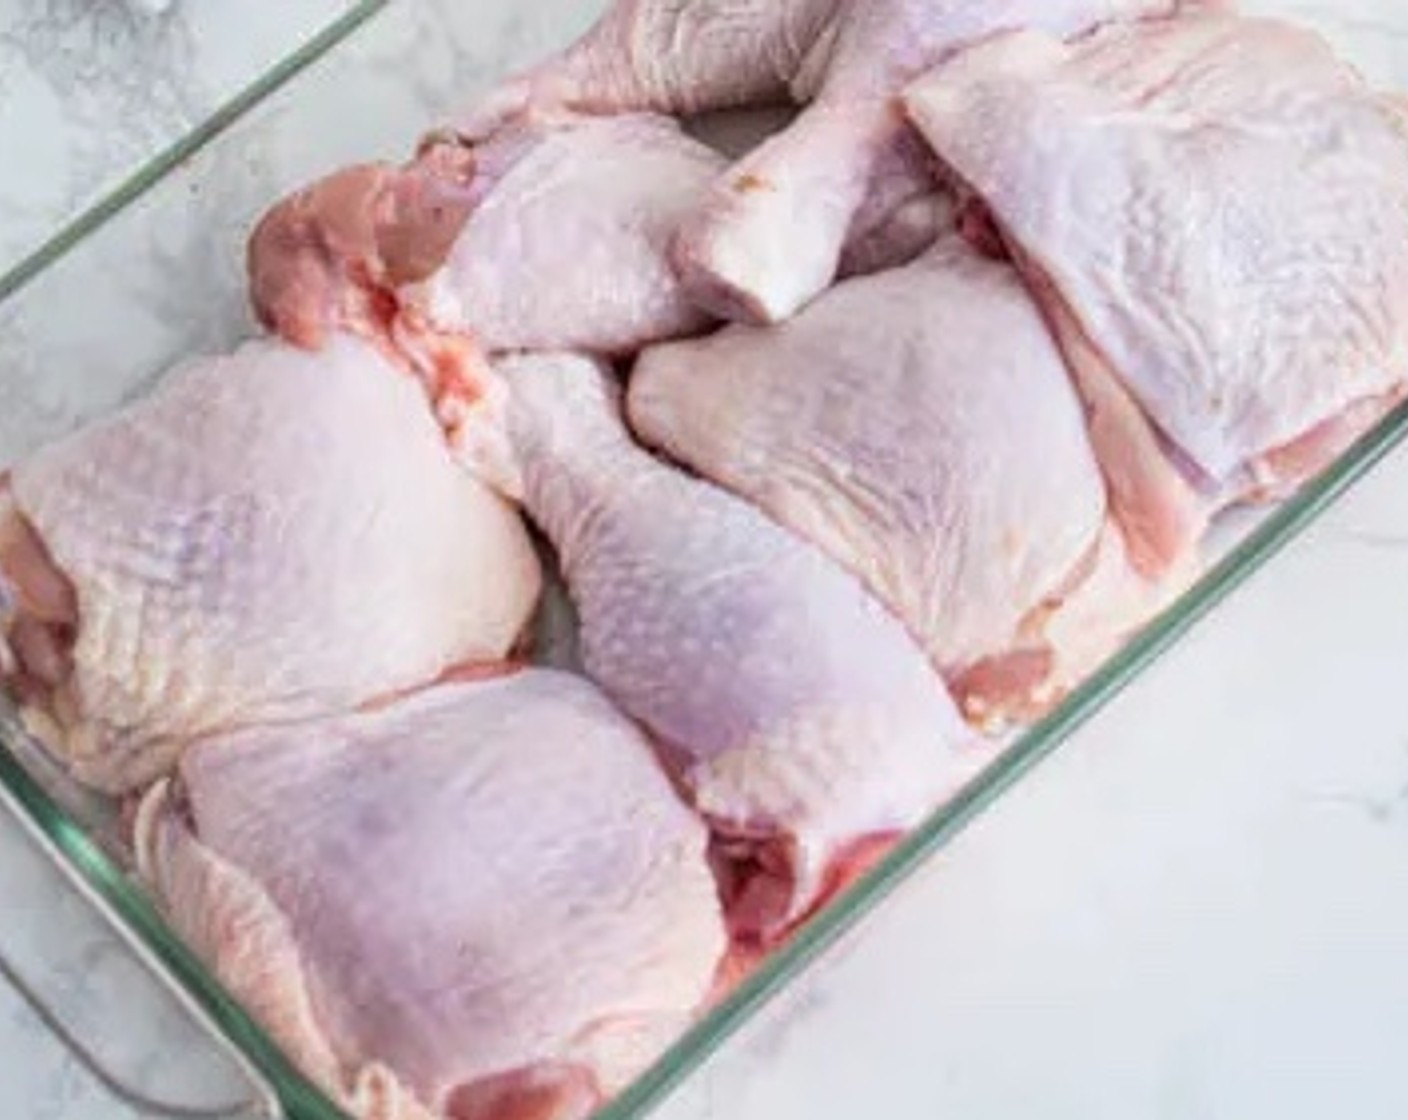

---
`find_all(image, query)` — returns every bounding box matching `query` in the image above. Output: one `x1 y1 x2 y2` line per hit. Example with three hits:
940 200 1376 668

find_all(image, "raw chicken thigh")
0 335 539 793
905 11 1408 574
461 0 1177 323
468 352 980 942
677 0 1180 322
7 7 1401 1120
138 669 725 1120
632 236 1171 722
250 113 725 365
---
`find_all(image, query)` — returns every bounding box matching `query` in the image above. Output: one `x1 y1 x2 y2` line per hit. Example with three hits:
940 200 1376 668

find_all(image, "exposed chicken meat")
247 144 480 352
904 11 1408 574
679 0 1185 322
836 163 955 280
250 113 725 368
459 0 1178 324
0 335 540 793
631 235 1177 724
465 352 981 943
137 669 725 1120
5 11 1401 1120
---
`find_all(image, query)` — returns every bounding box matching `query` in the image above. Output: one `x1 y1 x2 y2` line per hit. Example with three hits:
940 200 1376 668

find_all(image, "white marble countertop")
654 439 1408 1120
0 0 364 282
2 1 1407 1118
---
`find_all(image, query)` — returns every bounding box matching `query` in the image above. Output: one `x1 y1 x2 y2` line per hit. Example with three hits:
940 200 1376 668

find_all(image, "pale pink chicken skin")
0 335 540 793
137 670 725 1120
631 235 1178 724
454 0 844 133
679 0 1183 323
458 0 1177 324
465 353 981 944
904 12 1408 575
249 113 725 375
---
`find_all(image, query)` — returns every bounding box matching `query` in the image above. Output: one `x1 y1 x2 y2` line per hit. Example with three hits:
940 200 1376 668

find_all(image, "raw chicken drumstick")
138 669 726 1120
459 0 1177 324
456 0 844 130
631 235 1180 725
904 11 1408 576
676 0 1182 323
0 335 540 793
468 352 982 944
250 112 725 377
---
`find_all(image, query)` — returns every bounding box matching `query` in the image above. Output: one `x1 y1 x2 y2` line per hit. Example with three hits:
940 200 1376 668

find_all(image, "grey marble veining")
0 5 610 1115
3 1 1408 1118
0 0 362 280
0 802 256 1119
0 0 605 467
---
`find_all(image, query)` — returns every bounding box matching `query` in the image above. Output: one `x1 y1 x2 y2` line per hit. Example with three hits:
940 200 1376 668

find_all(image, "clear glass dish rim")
0 0 388 307
4 400 1403 1120
2 2 1407 1113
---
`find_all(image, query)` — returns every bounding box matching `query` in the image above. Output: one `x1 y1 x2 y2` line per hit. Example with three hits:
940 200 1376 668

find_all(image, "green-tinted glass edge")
0 743 347 1118
0 5 1402 1106
0 4 390 1115
0 0 390 306
4 397 1404 1120
597 395 1408 1120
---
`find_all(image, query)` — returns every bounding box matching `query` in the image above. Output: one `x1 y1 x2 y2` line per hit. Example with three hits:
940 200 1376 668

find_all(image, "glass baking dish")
2 1 1406 1117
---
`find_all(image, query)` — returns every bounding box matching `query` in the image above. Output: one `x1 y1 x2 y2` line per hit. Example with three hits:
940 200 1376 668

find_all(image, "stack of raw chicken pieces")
5 1 1408 1117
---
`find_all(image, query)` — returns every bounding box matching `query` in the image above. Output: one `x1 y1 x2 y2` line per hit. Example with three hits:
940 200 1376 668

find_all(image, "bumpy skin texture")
250 113 724 364
905 12 1408 572
631 236 1168 722
678 0 1179 323
472 353 979 943
459 0 1175 324
454 0 844 133
401 113 725 356
138 671 725 1120
0 335 540 793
